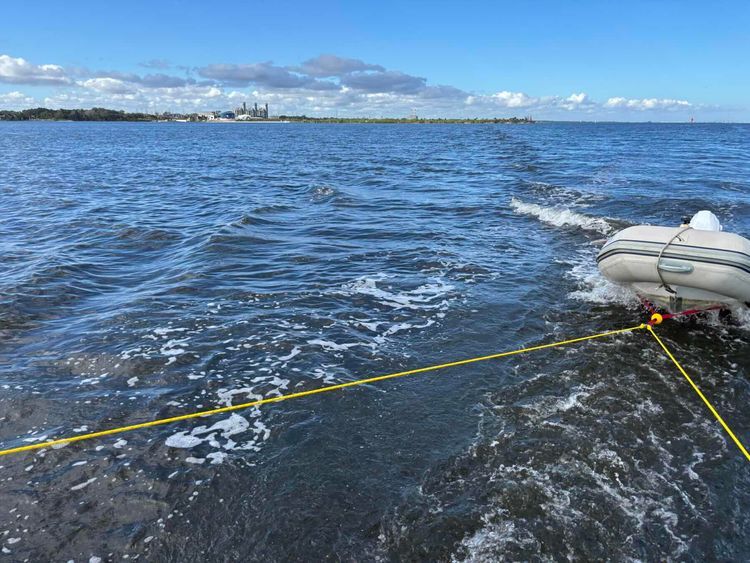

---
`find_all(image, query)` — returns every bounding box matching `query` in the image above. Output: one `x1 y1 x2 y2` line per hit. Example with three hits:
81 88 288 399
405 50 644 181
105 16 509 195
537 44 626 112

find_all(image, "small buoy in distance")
650 313 663 325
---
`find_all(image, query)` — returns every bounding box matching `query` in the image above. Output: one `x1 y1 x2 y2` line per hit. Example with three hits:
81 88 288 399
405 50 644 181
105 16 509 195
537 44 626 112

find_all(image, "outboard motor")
689 210 722 232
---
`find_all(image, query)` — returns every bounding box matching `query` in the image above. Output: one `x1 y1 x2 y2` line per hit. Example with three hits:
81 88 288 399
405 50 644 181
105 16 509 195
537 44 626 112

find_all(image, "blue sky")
1 0 748 120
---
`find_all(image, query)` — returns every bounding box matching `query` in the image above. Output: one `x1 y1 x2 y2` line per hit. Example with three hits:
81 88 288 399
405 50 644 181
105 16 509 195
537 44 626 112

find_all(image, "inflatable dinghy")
597 211 750 312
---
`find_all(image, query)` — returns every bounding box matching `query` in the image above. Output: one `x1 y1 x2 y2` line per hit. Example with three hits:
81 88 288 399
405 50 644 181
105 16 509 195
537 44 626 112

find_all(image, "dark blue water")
1 122 749 561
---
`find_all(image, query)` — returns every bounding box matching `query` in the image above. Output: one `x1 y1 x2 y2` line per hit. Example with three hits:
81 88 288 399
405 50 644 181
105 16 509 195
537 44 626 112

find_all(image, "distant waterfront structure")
234 102 269 119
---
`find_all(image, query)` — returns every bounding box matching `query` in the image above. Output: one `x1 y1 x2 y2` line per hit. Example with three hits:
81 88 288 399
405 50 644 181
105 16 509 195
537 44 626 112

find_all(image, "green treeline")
0 107 156 121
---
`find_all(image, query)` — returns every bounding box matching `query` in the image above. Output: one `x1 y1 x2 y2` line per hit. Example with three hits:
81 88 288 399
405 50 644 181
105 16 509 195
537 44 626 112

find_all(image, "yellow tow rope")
0 321 747 461
646 324 750 461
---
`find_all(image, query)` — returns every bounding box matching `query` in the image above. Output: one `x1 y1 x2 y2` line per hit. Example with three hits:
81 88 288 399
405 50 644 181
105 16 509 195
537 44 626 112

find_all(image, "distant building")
220 111 236 119
234 101 269 119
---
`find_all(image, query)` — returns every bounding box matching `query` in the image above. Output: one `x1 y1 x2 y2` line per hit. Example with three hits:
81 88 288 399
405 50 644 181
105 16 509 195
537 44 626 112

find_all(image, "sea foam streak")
510 197 613 235
339 274 455 311
564 248 640 307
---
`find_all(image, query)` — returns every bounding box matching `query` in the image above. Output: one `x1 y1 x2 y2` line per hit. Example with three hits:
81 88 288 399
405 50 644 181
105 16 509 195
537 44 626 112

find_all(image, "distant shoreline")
0 107 534 124
0 108 745 125
0 119 535 124
1 119 746 124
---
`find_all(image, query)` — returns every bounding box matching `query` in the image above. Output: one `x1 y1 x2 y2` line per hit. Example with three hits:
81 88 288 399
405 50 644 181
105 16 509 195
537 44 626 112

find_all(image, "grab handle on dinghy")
657 261 694 274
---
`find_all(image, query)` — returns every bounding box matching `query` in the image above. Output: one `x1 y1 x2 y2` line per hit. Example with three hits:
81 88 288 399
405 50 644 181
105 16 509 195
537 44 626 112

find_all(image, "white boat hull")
597 225 750 311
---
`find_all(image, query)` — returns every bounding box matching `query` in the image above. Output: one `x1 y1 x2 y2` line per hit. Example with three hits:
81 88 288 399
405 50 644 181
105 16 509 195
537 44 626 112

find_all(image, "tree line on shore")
0 107 155 121
0 107 534 124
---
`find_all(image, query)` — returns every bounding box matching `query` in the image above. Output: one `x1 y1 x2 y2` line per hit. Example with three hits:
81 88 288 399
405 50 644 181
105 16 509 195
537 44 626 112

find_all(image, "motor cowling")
689 210 722 232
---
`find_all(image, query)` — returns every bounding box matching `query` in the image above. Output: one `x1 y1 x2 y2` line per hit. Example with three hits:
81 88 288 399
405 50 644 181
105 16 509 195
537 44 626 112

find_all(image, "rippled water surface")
1 122 749 561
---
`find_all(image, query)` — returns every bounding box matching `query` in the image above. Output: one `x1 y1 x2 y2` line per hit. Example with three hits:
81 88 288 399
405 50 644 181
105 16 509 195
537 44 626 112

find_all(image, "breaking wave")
563 248 640 307
510 197 614 236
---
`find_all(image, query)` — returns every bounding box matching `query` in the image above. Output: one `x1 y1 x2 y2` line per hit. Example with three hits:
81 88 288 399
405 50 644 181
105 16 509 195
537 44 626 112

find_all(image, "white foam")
311 185 335 198
164 413 265 463
165 433 203 448
510 197 613 235
455 520 520 562
206 452 227 465
565 252 640 307
307 339 368 352
727 305 750 331
22 434 48 443
161 339 188 357
254 420 271 441
70 477 97 491
216 387 263 407
153 327 189 336
194 413 250 439
278 346 301 361
340 274 454 311
379 319 435 339
522 386 598 419
119 347 147 360
357 320 383 332
312 365 338 384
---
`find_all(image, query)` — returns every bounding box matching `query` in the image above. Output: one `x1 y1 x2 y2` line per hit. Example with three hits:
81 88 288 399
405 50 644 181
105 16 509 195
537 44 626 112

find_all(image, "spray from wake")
567 258 641 307
510 197 613 236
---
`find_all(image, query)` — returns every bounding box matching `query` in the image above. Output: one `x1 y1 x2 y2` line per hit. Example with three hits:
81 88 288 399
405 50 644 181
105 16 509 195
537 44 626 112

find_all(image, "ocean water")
0 121 749 561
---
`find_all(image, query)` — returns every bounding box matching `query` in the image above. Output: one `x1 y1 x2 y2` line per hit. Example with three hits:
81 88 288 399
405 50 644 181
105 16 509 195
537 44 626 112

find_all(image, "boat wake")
563 247 641 307
510 197 614 236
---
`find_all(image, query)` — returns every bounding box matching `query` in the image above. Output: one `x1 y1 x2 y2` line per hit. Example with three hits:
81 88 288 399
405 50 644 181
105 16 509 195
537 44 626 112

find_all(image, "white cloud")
0 52 703 119
566 92 588 104
489 91 537 108
0 90 35 108
604 97 691 110
81 77 135 95
556 92 596 111
44 82 232 112
464 91 597 114
0 54 71 85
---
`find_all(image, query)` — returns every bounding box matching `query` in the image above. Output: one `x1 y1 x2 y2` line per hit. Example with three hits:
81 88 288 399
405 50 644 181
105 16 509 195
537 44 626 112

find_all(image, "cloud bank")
0 52 698 119
0 55 71 86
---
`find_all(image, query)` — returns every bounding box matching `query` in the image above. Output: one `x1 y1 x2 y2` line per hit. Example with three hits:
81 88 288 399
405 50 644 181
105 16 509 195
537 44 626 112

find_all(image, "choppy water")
1 121 749 561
